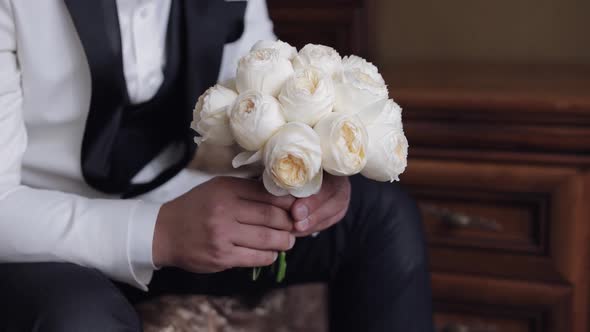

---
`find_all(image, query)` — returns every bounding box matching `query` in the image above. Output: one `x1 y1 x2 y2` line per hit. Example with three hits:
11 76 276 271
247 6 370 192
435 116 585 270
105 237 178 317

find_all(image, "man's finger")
228 247 278 268
294 208 348 237
231 224 296 252
236 201 294 231
233 178 295 210
291 174 349 221
294 192 349 233
291 182 337 222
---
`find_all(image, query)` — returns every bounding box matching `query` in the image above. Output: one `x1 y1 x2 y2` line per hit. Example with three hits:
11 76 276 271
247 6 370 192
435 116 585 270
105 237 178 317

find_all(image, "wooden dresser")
268 1 590 331
384 63 590 332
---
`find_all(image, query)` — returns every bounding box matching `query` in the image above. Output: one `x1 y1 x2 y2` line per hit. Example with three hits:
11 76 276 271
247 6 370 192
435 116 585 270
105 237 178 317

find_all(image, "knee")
32 265 141 332
351 176 428 276
383 181 428 276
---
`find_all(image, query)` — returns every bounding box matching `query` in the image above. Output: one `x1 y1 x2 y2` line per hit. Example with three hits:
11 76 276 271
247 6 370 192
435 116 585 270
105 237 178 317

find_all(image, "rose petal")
236 48 295 97
361 126 408 182
278 67 335 126
289 170 323 198
292 44 342 79
357 99 402 128
263 170 290 196
232 150 263 168
251 40 298 60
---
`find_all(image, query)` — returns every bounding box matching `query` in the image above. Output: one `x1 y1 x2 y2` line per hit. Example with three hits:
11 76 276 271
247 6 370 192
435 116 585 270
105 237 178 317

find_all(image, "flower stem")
251 251 287 282
252 266 262 281
276 251 287 283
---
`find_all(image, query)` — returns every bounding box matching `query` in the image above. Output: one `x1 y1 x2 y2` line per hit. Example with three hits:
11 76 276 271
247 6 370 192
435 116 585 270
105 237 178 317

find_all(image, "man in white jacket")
0 0 434 331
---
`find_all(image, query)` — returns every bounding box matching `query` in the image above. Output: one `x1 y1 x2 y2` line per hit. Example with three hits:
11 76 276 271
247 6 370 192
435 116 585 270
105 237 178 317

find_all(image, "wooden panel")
404 159 581 283
382 63 590 157
268 1 368 56
270 9 355 54
405 122 590 156
384 63 590 117
405 148 590 169
432 273 572 332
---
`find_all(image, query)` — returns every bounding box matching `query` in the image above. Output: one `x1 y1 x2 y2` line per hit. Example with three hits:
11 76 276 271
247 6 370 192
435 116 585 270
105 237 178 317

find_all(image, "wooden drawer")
419 190 547 255
403 159 586 283
432 273 572 332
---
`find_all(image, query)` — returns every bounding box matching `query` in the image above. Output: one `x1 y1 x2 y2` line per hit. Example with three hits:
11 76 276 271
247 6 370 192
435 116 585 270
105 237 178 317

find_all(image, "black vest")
64 0 247 197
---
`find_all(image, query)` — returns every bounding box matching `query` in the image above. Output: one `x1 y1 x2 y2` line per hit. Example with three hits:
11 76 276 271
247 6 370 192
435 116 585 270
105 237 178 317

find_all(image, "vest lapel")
62 0 247 196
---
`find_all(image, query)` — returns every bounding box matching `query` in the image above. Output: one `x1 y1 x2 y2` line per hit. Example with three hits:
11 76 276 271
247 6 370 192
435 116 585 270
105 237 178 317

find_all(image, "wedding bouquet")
191 40 408 281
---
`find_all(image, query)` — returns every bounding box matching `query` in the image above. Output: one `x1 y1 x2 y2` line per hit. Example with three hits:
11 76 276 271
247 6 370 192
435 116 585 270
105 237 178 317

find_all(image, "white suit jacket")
0 0 274 290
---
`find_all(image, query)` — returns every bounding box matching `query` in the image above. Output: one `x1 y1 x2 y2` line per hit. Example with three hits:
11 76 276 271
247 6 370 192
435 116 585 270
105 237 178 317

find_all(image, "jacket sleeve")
0 0 161 291
218 0 277 83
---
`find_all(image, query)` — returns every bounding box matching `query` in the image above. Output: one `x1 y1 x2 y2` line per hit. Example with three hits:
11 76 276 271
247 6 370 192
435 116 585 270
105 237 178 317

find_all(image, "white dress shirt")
117 0 171 104
0 0 275 290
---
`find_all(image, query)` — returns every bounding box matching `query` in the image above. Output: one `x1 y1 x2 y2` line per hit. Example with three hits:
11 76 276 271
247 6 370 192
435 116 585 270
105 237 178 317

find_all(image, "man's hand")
153 177 296 273
291 174 351 237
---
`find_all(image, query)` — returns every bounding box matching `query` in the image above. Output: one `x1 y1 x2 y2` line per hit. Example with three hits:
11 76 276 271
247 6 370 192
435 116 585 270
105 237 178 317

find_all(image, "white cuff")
127 200 162 291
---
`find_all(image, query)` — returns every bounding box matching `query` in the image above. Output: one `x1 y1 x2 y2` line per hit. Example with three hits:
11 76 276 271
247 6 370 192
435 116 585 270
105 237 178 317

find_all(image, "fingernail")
294 205 309 221
273 252 279 261
296 218 310 232
289 236 296 249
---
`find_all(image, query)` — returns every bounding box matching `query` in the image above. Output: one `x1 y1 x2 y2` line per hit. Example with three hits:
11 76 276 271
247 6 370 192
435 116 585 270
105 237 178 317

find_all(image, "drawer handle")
423 204 503 232
441 323 498 332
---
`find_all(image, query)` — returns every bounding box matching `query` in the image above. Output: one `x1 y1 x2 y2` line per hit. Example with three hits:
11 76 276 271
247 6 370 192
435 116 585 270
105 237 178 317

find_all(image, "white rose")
229 91 286 151
236 48 294 97
251 40 298 60
314 113 368 176
262 122 323 198
292 44 342 78
342 55 381 77
334 55 388 115
357 98 403 130
278 67 335 126
361 125 408 182
191 85 238 146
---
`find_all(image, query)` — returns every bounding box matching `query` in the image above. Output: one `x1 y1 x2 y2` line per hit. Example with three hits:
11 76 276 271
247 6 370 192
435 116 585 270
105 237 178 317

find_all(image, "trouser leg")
0 262 141 332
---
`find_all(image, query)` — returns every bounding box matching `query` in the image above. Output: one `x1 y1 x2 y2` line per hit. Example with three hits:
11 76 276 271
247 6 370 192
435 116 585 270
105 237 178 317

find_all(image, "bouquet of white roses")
191 41 408 282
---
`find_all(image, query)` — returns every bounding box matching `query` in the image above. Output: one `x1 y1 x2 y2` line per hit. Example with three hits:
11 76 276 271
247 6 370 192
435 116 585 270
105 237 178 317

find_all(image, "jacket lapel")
64 0 130 192
63 0 128 106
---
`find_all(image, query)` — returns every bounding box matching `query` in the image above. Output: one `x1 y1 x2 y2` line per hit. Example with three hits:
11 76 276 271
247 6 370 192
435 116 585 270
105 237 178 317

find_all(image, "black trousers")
0 176 434 332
